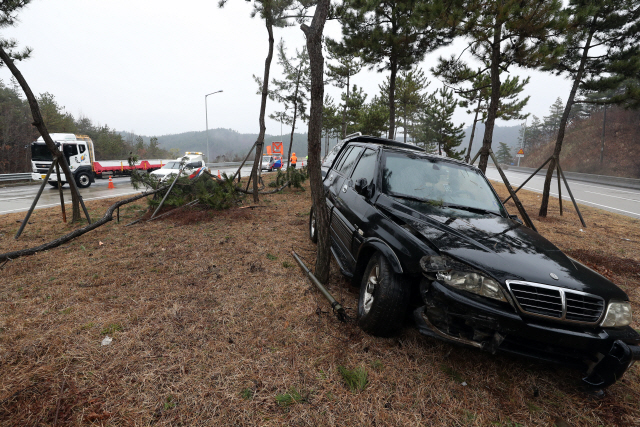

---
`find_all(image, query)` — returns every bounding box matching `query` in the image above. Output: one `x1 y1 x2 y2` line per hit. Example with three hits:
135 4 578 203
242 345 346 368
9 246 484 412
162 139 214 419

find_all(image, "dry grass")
0 175 639 426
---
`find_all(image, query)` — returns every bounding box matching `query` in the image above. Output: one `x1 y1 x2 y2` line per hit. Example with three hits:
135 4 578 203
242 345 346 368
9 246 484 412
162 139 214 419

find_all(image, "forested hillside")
148 129 314 162
521 106 640 178
0 80 173 174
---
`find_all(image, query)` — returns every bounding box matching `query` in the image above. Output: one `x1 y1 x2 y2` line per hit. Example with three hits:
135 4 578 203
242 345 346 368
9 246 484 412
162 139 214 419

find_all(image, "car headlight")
436 271 507 302
601 301 632 327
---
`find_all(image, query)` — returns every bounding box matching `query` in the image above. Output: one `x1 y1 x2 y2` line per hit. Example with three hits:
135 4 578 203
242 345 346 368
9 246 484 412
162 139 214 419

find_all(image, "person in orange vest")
290 152 297 169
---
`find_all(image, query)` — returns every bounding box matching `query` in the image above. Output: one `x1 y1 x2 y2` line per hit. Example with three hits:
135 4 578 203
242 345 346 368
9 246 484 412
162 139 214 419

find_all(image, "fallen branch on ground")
0 189 163 264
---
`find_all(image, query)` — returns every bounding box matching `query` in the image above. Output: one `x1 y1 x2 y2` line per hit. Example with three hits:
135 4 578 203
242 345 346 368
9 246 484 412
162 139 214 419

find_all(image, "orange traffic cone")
218 170 221 179
108 176 115 189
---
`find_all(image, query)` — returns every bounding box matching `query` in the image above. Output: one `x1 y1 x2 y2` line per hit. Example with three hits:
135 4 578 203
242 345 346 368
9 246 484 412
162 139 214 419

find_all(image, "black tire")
357 252 408 337
309 206 318 243
48 181 59 188
76 172 91 188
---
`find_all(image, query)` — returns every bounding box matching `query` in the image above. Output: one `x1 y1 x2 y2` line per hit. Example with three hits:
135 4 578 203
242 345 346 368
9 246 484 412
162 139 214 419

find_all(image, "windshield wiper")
442 203 501 217
389 194 432 204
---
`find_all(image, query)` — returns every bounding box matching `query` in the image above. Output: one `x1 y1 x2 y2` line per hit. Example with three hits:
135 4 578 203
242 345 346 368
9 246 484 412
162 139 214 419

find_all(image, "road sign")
516 148 524 158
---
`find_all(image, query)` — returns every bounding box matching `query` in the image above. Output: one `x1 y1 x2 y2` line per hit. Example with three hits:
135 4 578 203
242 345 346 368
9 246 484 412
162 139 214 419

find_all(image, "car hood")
379 196 627 299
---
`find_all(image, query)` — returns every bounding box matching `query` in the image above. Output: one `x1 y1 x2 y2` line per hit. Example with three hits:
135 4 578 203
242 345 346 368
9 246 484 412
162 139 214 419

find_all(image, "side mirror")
509 214 523 225
354 178 368 196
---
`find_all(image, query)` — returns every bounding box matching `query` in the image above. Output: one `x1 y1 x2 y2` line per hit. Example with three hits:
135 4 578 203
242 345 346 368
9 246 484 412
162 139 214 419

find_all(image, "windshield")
382 152 506 216
31 143 53 161
161 161 182 169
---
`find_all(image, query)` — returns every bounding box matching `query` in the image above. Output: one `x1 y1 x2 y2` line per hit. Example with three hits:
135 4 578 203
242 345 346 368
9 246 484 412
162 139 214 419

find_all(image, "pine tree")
496 142 512 164
379 68 430 142
337 0 456 139
433 0 563 172
538 0 640 217
450 67 530 161
325 39 362 138
417 87 465 159
219 0 311 202
268 39 310 168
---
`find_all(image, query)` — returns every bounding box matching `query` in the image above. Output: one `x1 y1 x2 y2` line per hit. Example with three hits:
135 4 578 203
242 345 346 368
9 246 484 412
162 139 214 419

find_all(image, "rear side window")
350 149 377 183
338 146 364 176
333 146 353 172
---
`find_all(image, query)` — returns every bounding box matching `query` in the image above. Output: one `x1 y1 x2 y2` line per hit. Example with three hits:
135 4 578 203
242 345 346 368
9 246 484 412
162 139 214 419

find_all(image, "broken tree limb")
0 189 163 263
147 199 199 222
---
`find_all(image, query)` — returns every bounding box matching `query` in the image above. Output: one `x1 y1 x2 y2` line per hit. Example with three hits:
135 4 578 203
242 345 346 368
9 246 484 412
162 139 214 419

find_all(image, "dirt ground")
0 174 639 426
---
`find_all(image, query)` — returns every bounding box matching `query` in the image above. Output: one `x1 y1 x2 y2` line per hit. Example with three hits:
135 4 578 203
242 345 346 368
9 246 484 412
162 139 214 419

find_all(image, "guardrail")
0 173 32 182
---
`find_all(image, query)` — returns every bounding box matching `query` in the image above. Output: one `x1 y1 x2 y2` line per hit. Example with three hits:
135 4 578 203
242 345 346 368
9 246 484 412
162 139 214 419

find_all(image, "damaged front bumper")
415 280 640 388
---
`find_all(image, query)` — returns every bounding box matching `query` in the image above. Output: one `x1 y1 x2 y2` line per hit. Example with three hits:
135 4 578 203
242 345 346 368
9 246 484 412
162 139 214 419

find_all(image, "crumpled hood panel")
379 196 627 299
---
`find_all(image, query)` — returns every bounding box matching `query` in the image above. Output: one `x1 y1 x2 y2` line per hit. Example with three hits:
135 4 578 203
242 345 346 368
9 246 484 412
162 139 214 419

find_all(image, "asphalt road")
0 165 256 215
484 167 640 219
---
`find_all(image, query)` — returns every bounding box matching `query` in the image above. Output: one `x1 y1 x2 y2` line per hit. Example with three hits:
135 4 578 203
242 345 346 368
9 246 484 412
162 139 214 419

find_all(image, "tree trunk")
0 45 82 222
286 67 303 169
388 61 397 140
539 24 595 217
341 74 350 138
465 99 482 163
251 22 275 203
478 22 502 173
301 0 331 284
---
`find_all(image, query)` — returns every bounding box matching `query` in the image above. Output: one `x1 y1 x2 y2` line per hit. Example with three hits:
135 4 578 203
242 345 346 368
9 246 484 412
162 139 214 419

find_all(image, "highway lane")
484 167 640 219
0 165 256 215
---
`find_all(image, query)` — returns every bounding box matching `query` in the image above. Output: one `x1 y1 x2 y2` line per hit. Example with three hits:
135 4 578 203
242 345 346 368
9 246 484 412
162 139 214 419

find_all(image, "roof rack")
344 135 421 152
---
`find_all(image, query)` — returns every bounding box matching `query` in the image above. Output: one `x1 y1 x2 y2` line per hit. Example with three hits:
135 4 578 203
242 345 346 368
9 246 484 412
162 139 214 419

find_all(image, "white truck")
30 133 166 188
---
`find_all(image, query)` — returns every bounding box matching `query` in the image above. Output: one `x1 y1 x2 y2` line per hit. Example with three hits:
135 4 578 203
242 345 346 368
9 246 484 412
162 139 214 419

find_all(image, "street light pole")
205 90 223 162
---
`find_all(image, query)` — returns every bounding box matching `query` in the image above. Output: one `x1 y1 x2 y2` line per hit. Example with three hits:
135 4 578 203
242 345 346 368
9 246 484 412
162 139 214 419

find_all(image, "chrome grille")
565 293 604 323
507 281 605 324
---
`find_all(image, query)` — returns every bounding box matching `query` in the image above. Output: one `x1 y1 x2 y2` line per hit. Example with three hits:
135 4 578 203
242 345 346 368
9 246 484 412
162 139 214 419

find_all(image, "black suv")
310 135 639 388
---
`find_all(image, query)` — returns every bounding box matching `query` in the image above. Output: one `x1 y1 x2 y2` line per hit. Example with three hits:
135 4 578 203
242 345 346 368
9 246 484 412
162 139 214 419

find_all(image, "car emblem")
550 273 559 280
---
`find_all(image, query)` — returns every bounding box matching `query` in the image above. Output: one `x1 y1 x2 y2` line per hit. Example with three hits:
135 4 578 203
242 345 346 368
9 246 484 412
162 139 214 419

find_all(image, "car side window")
78 145 86 153
333 146 353 172
350 149 377 183
338 146 364 176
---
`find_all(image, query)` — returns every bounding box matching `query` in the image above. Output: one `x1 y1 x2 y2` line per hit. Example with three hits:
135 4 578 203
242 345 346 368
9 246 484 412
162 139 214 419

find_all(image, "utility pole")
205 90 223 162
600 104 607 166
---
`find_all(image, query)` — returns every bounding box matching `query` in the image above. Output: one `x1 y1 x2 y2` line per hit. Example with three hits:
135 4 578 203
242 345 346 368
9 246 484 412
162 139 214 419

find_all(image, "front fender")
355 238 404 275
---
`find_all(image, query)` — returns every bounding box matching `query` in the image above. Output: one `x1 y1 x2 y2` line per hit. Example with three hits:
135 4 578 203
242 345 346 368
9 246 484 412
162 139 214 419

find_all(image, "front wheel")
48 181 60 188
309 206 317 243
357 252 408 337
76 172 91 188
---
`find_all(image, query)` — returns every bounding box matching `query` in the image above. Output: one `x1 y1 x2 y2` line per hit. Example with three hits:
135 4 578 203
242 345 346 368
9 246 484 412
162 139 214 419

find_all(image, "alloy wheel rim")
363 264 379 314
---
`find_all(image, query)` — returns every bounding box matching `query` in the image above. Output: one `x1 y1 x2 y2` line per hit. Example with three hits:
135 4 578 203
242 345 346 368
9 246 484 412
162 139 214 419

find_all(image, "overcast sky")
0 0 572 138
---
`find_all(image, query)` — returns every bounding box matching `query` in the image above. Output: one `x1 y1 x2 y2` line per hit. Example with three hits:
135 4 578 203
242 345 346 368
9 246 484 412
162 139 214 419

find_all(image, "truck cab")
30 133 96 188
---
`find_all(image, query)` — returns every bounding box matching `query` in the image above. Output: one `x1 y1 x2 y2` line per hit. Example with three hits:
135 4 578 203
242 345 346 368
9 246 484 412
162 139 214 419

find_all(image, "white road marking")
583 190 640 203
0 191 142 215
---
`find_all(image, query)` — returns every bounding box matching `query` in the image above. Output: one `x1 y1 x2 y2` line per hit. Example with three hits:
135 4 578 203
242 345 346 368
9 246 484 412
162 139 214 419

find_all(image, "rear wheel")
76 172 91 188
309 206 317 243
357 252 408 337
48 181 59 188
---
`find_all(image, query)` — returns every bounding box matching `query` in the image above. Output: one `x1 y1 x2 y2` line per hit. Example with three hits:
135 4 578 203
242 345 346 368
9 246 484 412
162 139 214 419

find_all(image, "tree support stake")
291 250 347 322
